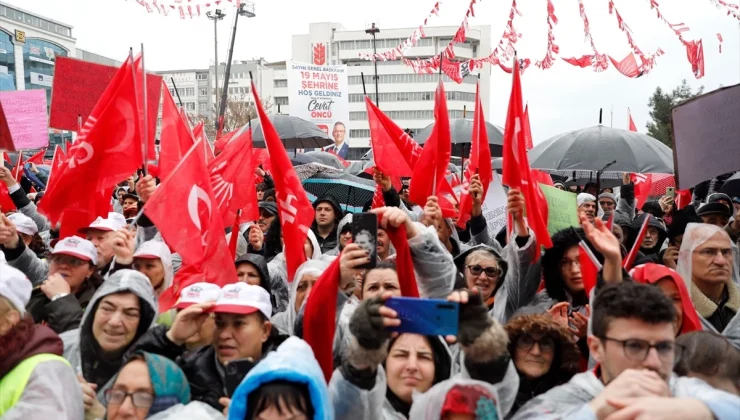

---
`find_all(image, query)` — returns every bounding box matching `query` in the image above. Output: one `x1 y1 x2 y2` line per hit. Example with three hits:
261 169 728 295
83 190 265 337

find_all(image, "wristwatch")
51 293 69 302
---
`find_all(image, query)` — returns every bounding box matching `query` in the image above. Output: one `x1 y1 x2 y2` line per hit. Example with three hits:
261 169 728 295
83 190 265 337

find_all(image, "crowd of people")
0 153 739 420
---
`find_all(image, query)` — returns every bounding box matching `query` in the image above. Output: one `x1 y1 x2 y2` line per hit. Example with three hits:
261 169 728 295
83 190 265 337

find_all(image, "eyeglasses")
50 254 88 267
466 264 501 278
104 389 154 408
694 248 733 260
516 335 555 353
600 337 679 362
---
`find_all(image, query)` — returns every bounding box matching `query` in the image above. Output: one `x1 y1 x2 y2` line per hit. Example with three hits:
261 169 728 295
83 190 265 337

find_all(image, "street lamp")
365 22 380 107
207 9 226 116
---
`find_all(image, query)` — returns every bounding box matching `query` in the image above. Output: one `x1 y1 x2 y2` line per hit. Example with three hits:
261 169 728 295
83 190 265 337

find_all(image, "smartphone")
665 187 675 199
385 297 459 337
224 358 255 397
352 212 378 269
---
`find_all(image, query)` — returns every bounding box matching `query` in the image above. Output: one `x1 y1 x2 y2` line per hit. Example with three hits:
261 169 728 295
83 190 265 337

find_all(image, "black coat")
26 275 101 334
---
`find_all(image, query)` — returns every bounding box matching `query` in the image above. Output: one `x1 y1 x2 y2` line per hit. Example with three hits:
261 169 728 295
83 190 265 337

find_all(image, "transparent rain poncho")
676 223 739 292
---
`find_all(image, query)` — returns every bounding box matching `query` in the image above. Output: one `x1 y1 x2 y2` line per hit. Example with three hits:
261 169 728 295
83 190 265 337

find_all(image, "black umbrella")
291 153 321 166
528 125 674 174
719 172 740 199
302 172 376 214
415 118 505 157
246 115 333 149
305 151 346 170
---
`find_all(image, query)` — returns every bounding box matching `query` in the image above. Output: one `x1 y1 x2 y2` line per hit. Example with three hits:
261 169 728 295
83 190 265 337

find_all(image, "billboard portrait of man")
324 121 349 159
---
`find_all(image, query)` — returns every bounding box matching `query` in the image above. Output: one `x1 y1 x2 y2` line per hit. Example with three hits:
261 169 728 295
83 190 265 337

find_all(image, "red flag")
523 104 534 151
2 152 9 163
159 83 195 181
457 83 493 229
229 209 242 259
675 189 692 210
144 139 237 310
59 208 95 240
208 124 259 226
501 58 553 251
39 55 144 225
371 183 385 209
409 81 452 205
365 97 415 178
631 173 652 208
27 149 46 165
0 182 16 211
579 241 602 297
628 108 638 132
605 212 615 231
531 170 554 187
45 145 66 193
213 128 236 155
192 122 214 164
252 80 313 280
623 214 650 269
12 152 24 182
0 99 15 152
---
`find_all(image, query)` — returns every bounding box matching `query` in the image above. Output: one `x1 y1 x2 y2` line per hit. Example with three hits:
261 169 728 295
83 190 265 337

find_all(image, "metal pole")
610 104 613 128
365 23 380 107
170 77 184 106
218 5 243 135
207 9 226 129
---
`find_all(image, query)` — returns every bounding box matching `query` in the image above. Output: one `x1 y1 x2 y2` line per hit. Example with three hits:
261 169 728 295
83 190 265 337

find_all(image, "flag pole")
610 104 613 128
141 43 149 177
170 77 184 107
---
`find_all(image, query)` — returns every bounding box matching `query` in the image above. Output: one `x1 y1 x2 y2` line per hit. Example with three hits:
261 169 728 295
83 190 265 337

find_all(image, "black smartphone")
224 358 255 397
352 212 378 269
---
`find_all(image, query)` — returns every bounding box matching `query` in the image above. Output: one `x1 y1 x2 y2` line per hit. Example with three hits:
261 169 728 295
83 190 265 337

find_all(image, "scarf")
304 221 419 382
691 280 740 319
0 317 63 378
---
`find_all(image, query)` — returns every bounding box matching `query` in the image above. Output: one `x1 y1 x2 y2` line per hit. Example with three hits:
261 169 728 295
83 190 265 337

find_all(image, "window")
185 88 195 96
196 73 208 80
186 102 196 111
347 73 477 85
275 97 289 105
417 38 434 47
356 40 371 49
199 88 208 96
199 102 208 111
169 88 175 96
339 41 355 50
350 129 370 138
274 79 287 88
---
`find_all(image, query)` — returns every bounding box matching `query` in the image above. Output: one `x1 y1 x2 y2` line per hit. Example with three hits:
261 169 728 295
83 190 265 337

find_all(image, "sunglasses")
466 264 501 278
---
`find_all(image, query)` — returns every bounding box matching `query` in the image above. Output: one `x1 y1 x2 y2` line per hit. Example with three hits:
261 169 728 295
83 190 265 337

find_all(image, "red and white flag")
623 214 650 269
39 55 144 225
158 83 195 181
208 124 259 227
144 139 237 311
45 145 66 192
628 108 638 132
579 241 602 297
502 57 553 253
252 80 314 280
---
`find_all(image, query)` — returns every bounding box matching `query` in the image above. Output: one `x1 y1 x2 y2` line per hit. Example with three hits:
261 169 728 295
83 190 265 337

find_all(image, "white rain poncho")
676 222 740 347
133 239 174 296
270 259 329 336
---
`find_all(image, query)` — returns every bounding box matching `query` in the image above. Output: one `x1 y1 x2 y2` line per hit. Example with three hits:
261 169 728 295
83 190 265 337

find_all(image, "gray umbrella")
415 118 505 157
305 151 346 170
528 125 674 174
247 115 333 149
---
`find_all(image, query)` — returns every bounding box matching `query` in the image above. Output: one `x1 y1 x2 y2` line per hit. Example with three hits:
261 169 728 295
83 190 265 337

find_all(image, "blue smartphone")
384 297 459 337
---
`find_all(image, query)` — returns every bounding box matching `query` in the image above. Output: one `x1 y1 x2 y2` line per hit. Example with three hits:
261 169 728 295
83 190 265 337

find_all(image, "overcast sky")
8 0 740 143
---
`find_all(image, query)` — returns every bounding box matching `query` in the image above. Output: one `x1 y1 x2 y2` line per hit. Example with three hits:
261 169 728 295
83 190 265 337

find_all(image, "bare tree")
195 93 274 140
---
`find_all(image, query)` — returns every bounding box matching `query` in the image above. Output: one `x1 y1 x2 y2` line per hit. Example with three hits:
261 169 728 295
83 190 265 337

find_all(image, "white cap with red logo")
173 282 221 310
8 213 38 236
52 237 98 265
79 212 127 234
209 283 272 319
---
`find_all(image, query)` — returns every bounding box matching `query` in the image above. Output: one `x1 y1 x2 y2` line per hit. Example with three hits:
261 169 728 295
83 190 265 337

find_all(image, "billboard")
287 60 349 154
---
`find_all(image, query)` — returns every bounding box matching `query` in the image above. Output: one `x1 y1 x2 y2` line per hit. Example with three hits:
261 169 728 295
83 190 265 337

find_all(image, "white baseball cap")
8 212 38 236
52 237 98 265
209 283 272 318
78 212 127 234
0 264 32 316
133 240 169 260
173 282 221 310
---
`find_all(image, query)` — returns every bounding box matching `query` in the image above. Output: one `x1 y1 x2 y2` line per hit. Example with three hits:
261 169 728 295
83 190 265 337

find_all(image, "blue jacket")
228 337 334 419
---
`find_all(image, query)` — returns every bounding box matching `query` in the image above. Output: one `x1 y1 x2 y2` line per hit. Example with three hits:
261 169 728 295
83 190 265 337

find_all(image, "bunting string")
644 0 706 78
607 0 664 76
132 0 243 18
534 0 559 70
707 0 740 20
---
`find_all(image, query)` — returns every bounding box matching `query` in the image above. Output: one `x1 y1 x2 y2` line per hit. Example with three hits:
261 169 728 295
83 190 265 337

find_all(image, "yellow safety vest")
0 353 70 415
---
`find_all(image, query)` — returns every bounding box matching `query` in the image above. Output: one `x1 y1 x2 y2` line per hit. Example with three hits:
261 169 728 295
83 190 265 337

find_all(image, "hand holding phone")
384 297 459 337
352 213 378 269
665 187 675 200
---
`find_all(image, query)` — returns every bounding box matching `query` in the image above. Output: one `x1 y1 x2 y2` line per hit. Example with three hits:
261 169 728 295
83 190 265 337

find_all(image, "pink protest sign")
0 89 48 150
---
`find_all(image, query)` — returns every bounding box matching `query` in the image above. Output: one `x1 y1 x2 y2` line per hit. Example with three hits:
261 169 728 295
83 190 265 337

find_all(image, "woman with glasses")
104 351 191 419
504 314 580 418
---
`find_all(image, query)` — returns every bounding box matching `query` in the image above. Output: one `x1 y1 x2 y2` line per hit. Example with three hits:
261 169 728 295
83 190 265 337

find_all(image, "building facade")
291 22 492 157
158 68 211 118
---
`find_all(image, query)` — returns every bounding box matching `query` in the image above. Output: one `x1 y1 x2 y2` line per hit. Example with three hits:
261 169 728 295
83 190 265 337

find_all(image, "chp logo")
223 286 241 300
185 286 203 298
65 238 81 248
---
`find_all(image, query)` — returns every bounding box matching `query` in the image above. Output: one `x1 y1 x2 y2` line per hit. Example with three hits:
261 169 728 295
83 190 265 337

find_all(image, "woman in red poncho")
629 263 703 336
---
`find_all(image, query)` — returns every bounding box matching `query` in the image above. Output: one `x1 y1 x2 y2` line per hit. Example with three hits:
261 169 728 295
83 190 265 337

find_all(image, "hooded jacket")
266 229 323 313
59 269 158 399
228 337 333 419
627 213 667 263
511 369 740 419
311 195 343 254
504 314 581 417
235 253 289 314
0 317 84 419
271 260 330 335
324 213 353 257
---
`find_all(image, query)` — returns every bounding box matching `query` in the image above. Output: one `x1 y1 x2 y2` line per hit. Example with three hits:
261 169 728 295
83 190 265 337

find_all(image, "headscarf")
115 351 191 417
271 260 328 336
629 263 703 335
305 229 322 260
134 240 174 295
